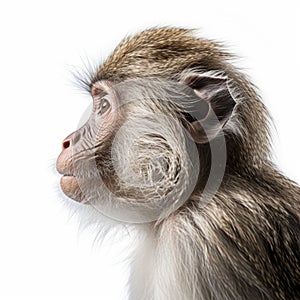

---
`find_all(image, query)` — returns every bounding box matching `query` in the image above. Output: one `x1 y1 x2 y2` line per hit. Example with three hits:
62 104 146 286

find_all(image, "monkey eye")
98 97 111 115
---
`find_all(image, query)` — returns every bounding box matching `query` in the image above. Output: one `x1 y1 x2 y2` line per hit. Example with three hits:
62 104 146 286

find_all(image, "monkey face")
56 74 235 223
56 78 200 222
55 26 239 223
56 80 121 203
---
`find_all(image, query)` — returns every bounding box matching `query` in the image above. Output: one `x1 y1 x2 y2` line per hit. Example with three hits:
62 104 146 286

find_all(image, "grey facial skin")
56 27 300 300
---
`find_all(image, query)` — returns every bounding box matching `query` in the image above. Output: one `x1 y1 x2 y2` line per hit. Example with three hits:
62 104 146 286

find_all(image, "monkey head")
56 28 238 223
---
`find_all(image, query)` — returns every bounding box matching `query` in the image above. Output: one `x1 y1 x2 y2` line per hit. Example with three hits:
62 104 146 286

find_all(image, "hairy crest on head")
56 27 300 300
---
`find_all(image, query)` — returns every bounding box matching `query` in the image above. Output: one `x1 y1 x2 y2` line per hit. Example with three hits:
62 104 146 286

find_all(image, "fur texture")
72 27 300 299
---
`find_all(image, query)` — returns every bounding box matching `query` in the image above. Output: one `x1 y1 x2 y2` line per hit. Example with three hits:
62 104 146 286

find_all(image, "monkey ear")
181 74 236 144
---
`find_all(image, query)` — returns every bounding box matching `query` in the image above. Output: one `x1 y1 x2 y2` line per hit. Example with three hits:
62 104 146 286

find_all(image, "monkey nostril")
62 139 71 149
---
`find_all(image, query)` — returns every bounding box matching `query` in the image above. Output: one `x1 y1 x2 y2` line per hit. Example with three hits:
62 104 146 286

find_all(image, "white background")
0 1 299 299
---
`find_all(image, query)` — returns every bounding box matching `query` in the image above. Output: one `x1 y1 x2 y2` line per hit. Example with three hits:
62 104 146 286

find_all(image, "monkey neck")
194 131 279 201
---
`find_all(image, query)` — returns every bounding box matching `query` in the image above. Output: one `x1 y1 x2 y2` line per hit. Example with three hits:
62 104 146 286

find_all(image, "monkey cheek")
60 176 86 204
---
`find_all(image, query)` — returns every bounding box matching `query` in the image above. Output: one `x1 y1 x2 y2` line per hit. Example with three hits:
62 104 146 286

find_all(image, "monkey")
56 27 300 300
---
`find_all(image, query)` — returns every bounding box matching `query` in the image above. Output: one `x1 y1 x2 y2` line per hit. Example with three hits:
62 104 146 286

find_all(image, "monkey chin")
60 175 86 204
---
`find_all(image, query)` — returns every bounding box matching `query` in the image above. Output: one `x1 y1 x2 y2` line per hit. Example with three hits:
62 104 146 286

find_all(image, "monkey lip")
60 175 86 203
61 174 77 180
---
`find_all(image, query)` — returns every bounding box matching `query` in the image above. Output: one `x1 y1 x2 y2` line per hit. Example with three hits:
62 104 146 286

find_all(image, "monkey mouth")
62 173 75 177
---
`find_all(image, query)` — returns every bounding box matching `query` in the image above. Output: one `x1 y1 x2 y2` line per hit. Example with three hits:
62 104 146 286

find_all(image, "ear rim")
180 72 236 144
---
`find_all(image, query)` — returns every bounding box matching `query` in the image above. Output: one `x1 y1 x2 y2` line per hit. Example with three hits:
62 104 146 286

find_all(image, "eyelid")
93 92 109 107
95 93 111 115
